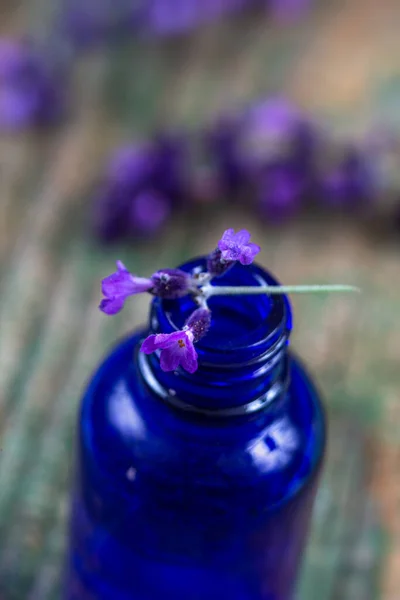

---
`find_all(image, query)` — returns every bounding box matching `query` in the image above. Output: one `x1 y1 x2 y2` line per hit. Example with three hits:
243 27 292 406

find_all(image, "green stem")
203 284 360 297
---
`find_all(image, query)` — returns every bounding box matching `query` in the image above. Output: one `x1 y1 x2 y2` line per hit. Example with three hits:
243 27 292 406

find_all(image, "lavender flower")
150 268 192 299
140 0 248 36
98 227 356 374
141 330 197 373
238 98 315 175
106 144 156 188
267 0 312 22
99 261 153 314
206 228 260 277
151 132 189 205
91 135 188 242
129 190 171 236
185 307 211 342
205 114 246 195
257 161 306 221
208 98 316 203
141 307 211 372
139 0 309 37
62 0 310 48
320 147 372 208
0 39 65 131
206 248 232 278
60 0 134 49
218 228 260 265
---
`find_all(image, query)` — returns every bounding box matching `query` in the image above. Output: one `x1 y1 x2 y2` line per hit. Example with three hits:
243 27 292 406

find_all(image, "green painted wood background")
1 1 400 598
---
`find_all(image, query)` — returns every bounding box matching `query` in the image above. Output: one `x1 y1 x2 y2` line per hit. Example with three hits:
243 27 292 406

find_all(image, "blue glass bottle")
65 259 326 600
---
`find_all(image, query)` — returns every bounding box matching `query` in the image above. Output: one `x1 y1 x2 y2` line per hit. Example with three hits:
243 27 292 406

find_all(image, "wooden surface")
1 1 400 598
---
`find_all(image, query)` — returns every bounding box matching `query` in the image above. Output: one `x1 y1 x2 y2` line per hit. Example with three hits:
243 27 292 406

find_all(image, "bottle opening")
155 258 291 367
139 259 293 414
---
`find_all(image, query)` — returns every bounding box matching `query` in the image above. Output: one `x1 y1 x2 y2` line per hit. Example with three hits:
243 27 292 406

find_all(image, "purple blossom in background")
99 260 153 314
150 132 189 204
363 127 400 195
139 0 248 35
218 228 260 265
61 0 311 48
91 135 188 242
257 161 308 221
320 146 373 208
0 39 65 131
130 190 171 236
61 0 134 48
267 0 312 22
106 144 156 186
141 329 198 373
208 98 316 206
62 0 248 46
91 183 130 243
141 0 311 35
205 114 246 194
238 98 316 176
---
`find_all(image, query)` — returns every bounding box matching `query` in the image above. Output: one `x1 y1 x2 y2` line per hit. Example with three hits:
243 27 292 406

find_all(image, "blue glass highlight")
65 260 326 600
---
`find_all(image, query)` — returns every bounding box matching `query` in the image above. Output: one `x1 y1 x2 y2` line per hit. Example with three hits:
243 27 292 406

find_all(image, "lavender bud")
206 248 234 278
151 268 191 299
186 308 211 343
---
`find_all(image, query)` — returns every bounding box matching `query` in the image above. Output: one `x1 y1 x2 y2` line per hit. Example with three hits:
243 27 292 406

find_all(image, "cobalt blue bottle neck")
138 258 293 416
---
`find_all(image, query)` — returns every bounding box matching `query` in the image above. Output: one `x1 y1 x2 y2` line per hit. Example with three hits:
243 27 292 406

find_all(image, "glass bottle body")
64 261 326 600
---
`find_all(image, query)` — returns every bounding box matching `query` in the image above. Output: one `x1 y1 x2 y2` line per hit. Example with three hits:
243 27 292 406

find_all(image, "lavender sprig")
99 228 359 373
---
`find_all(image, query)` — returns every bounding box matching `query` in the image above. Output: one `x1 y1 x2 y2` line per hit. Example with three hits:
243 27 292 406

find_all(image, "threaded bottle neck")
138 259 292 416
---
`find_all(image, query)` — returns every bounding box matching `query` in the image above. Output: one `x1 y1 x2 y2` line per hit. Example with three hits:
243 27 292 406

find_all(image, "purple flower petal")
240 242 262 265
179 339 198 374
218 228 260 265
159 346 182 372
141 330 198 373
140 334 160 354
99 296 125 315
185 307 211 342
141 331 182 353
100 260 153 315
232 229 251 245
102 261 153 296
